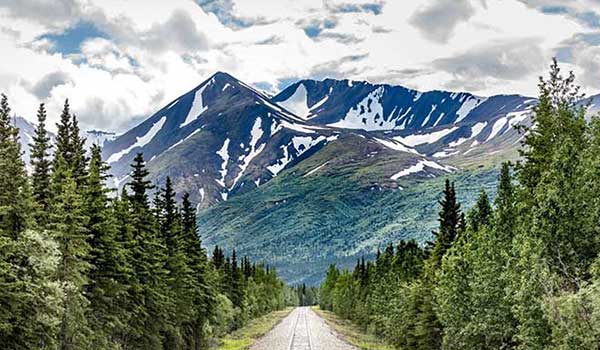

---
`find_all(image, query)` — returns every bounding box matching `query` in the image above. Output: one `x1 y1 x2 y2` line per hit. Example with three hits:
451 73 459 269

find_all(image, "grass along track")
311 307 395 350
214 308 294 350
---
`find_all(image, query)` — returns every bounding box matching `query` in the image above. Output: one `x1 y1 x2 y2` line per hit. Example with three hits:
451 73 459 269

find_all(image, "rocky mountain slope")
14 73 600 283
95 72 541 283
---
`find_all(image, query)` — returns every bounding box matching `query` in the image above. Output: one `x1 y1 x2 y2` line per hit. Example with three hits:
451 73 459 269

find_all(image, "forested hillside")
0 97 294 349
320 60 600 349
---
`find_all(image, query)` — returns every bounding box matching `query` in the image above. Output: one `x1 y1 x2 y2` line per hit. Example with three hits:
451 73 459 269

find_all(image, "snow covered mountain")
273 79 535 130
273 79 537 165
103 72 456 208
9 71 542 283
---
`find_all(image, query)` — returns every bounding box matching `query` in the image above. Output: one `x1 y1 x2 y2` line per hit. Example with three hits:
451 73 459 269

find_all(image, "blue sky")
0 0 598 132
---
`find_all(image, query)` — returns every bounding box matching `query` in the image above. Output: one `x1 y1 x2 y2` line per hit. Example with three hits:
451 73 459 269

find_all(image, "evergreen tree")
468 189 492 232
0 95 57 349
428 180 461 271
126 153 172 349
180 192 215 350
54 100 72 168
49 154 92 350
30 103 53 227
0 94 31 237
70 115 87 188
212 246 225 269
85 145 131 348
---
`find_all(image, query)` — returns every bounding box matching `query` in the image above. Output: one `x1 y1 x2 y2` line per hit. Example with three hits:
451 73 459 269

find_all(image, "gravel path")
250 307 357 350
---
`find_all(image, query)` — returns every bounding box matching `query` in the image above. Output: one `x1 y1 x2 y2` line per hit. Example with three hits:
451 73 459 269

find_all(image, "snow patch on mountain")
107 116 166 164
391 159 453 180
448 122 488 147
281 120 317 134
394 127 458 147
456 96 486 123
311 94 329 111
181 84 209 128
216 138 230 187
279 84 312 119
422 104 437 127
267 135 336 176
507 110 530 127
374 138 420 154
328 87 395 131
86 130 117 148
433 149 460 158
486 117 509 142
304 162 329 177
232 118 265 187
168 128 202 152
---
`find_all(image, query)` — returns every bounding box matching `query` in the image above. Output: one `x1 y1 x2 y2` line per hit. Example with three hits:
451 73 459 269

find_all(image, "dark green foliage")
0 96 58 350
322 60 600 350
85 145 132 348
69 115 88 188
30 103 52 227
54 100 72 168
0 94 31 238
427 179 462 271
468 189 492 232
0 95 290 350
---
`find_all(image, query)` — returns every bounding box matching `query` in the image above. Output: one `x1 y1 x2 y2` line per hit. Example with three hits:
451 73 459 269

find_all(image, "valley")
15 71 546 283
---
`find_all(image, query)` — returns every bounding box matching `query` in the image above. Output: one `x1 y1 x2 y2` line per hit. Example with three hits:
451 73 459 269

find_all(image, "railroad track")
288 308 313 350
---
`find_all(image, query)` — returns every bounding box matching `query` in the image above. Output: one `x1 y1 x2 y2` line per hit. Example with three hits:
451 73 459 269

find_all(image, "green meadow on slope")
199 139 500 284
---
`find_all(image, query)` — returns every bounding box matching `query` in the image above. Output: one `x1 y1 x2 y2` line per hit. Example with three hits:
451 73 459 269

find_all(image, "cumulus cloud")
0 0 595 133
516 0 600 28
30 71 72 99
433 39 546 90
0 0 82 29
309 54 369 79
409 0 476 43
140 10 209 54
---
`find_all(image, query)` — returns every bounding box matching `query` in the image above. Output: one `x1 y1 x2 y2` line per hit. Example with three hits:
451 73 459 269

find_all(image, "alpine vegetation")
0 94 293 349
319 60 600 349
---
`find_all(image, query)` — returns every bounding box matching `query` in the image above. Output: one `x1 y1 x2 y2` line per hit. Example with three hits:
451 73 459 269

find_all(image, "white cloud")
0 0 596 134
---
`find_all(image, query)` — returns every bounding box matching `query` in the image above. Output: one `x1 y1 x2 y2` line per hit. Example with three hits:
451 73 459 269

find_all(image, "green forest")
0 96 295 349
319 60 600 349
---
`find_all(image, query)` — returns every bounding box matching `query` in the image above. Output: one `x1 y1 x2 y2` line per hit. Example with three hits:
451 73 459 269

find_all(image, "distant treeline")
320 59 600 349
0 96 296 349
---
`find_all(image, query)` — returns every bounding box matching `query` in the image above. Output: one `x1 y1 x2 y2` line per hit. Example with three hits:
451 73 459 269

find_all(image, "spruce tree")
49 154 92 350
180 192 215 349
70 115 87 188
54 100 72 168
30 103 53 227
126 153 172 349
468 189 492 232
428 179 461 270
85 145 131 348
0 94 31 237
0 95 57 349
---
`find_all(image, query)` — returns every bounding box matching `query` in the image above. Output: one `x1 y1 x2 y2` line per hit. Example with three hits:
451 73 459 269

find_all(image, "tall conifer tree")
30 103 52 227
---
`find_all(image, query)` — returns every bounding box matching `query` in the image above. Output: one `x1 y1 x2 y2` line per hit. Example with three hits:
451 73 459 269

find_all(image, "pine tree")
468 189 493 232
126 153 172 349
180 192 215 349
428 179 461 271
85 145 132 348
49 154 92 350
54 100 72 168
0 94 32 238
0 95 58 349
160 177 179 254
212 246 225 269
30 103 53 227
70 115 87 188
